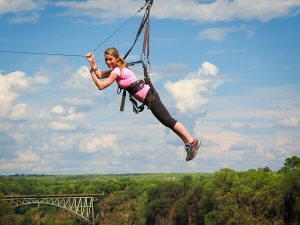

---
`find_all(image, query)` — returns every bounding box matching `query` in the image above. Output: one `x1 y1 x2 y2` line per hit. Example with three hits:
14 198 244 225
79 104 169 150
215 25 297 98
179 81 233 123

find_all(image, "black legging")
145 89 177 130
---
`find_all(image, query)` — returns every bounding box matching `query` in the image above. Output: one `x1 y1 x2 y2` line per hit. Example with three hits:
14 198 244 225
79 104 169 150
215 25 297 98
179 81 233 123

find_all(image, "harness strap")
118 85 155 113
143 6 151 61
119 79 150 113
119 89 127 112
118 1 155 114
129 95 141 114
119 88 145 114
124 5 149 60
129 89 155 114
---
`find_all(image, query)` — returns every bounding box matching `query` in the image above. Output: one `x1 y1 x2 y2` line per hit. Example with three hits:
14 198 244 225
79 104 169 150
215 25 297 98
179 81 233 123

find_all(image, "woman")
86 47 200 161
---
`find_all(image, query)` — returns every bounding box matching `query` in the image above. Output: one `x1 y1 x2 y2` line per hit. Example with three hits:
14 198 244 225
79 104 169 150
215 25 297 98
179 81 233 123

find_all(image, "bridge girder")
2 195 103 225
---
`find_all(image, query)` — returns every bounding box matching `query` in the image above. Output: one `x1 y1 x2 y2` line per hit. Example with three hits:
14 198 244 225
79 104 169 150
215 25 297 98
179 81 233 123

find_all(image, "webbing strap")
129 95 143 114
141 4 153 90
124 2 152 61
143 6 151 61
120 89 126 112
124 4 149 60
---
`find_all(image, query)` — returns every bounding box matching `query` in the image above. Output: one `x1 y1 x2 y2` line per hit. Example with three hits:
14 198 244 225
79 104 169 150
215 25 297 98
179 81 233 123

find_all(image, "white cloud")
152 0 300 22
165 79 209 112
48 121 77 131
2 0 299 24
195 120 249 156
54 0 300 23
0 71 29 117
64 66 92 90
55 0 142 21
278 117 300 127
165 62 222 112
28 75 49 85
254 134 298 161
1 61 299 174
0 70 51 122
64 97 93 106
194 85 300 170
197 62 219 76
207 85 300 122
61 108 85 122
52 136 75 151
198 26 255 41
0 149 41 171
223 121 248 129
0 0 46 24
0 161 31 170
194 117 300 171
50 106 86 122
9 11 40 24
9 103 30 120
16 149 41 163
9 132 26 144
199 27 233 42
0 0 38 14
79 134 118 153
51 105 65 115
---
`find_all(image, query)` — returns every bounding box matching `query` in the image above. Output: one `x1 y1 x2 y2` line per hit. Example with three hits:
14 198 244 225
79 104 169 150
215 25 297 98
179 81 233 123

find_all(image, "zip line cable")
0 3 147 59
0 50 85 58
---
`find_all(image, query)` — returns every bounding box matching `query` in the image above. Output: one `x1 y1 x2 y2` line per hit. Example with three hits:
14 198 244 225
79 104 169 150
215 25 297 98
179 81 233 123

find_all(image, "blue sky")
0 0 300 175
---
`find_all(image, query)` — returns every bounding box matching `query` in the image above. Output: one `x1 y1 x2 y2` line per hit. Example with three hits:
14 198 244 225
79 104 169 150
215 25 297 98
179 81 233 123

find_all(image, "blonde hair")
104 47 127 68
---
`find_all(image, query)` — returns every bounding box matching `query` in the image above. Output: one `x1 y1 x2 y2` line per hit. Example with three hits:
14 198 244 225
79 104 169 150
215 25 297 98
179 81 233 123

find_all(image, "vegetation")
0 156 299 225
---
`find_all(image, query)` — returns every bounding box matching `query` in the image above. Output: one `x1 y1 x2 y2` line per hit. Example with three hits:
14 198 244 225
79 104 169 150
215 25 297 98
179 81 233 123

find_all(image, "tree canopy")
0 156 299 225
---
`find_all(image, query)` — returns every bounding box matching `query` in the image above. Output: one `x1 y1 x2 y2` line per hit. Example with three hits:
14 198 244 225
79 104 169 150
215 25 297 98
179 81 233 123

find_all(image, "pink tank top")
112 67 150 103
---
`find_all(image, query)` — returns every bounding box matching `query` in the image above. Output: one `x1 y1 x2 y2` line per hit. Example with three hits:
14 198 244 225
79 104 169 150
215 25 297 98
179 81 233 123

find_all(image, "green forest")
0 156 299 225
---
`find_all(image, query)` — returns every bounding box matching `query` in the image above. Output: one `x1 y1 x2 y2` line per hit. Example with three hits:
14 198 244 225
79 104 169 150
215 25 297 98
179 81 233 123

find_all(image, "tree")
20 209 35 225
279 156 300 173
282 167 300 225
0 200 18 225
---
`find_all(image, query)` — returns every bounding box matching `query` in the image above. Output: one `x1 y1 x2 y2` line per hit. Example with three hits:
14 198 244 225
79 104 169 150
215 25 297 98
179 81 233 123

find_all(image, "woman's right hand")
86 52 95 63
86 52 98 72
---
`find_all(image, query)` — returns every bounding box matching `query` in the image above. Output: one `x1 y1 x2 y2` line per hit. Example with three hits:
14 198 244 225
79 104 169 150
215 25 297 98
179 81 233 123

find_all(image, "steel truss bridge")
2 194 104 224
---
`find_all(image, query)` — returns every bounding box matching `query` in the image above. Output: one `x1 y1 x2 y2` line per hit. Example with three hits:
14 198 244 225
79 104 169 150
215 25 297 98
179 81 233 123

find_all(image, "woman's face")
104 54 117 69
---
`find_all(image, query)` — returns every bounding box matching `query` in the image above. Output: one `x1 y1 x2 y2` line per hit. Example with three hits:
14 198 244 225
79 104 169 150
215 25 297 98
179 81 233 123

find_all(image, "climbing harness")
118 0 155 114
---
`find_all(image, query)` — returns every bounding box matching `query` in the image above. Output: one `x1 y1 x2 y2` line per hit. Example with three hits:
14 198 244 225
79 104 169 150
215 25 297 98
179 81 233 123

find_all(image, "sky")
0 0 300 175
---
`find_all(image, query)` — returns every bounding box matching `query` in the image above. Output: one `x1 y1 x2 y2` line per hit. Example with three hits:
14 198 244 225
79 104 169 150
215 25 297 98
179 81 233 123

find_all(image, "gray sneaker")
184 144 191 161
185 139 200 161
